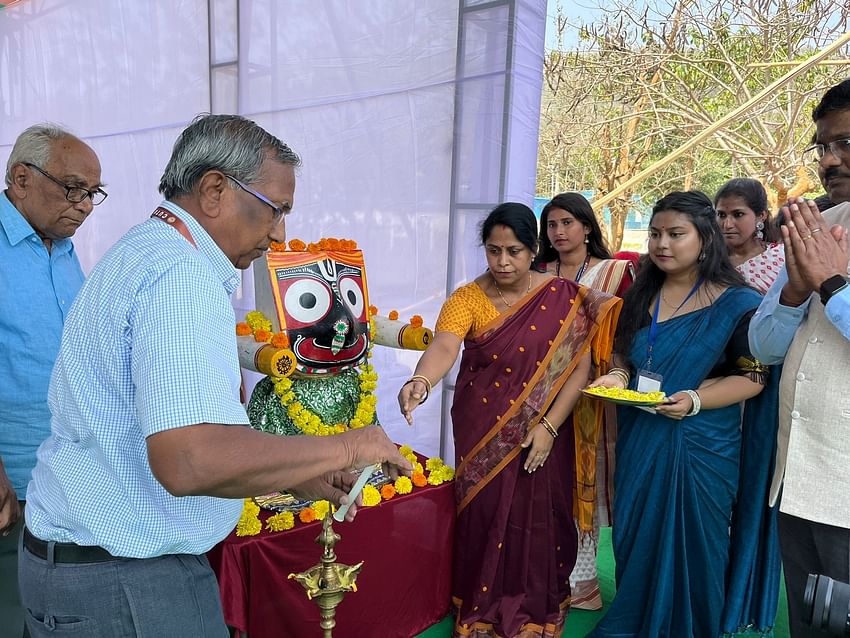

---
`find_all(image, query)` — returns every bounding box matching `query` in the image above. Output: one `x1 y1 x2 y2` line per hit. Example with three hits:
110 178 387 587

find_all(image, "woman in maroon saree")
398 203 621 638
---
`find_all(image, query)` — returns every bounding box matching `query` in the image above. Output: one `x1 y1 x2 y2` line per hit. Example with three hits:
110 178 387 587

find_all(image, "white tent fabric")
0 0 546 458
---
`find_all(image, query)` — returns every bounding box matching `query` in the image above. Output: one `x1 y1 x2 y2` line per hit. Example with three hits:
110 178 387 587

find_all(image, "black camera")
804 573 850 635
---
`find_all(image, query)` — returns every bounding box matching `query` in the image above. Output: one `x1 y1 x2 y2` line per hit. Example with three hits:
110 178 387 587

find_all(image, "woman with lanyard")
534 192 635 610
587 191 781 637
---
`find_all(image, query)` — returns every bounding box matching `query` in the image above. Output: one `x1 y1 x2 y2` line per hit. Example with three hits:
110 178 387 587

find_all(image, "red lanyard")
150 207 197 248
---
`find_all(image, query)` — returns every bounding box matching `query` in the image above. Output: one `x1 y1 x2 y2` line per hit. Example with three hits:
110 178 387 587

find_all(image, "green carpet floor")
416 527 790 637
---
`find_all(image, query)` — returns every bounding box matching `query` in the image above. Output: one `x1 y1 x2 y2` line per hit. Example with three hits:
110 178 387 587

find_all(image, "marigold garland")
236 322 252 336
240 309 379 436
234 448 454 534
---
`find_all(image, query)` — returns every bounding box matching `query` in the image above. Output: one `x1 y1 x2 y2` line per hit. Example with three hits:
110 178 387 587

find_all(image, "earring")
699 251 706 262
584 235 589 244
755 221 764 240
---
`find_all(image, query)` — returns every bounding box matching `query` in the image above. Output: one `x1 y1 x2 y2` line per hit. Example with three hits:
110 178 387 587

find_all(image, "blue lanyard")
645 278 703 370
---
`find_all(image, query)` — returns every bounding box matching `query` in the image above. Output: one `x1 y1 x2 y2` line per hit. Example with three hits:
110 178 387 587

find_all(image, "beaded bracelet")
683 389 701 416
540 415 558 439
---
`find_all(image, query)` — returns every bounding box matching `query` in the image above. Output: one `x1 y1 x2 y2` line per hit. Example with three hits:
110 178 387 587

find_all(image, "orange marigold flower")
269 241 287 252
254 329 273 343
271 332 290 348
409 315 424 327
307 242 320 253
236 322 252 336
318 238 330 250
380 484 396 500
388 310 399 321
327 238 341 250
368 305 379 317
299 507 318 523
412 471 428 488
288 239 307 252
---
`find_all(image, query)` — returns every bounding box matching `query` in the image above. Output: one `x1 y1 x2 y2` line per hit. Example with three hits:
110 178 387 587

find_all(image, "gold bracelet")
540 416 558 439
609 367 630 381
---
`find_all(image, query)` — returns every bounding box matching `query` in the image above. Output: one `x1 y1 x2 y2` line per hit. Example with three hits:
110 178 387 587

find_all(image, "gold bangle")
540 416 558 439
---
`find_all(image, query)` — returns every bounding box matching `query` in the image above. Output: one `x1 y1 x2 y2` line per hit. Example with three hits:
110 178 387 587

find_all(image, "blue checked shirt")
0 191 84 498
26 201 246 558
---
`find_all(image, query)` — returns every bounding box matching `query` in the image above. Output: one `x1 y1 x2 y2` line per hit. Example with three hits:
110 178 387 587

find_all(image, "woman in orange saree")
398 203 621 638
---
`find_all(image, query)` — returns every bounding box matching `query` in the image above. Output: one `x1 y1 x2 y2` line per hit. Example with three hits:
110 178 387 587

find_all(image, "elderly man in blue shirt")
0 124 105 637
19 114 411 638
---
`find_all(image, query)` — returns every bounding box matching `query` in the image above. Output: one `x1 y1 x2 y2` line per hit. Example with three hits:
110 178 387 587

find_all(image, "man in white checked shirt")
18 114 411 638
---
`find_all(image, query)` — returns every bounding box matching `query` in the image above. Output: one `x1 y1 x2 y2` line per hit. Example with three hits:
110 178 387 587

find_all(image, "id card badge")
636 369 663 414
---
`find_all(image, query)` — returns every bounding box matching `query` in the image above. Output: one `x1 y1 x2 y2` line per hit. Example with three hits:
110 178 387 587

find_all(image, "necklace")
660 285 700 316
492 273 532 308
556 253 591 282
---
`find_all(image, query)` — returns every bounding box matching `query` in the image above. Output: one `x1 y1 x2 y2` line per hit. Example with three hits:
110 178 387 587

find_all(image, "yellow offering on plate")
582 386 667 406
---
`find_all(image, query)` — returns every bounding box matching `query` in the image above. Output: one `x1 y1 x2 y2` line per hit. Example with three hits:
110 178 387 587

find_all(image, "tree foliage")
539 0 850 250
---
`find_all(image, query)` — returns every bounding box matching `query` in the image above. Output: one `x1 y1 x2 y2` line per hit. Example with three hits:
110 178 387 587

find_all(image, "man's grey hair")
5 123 76 186
159 114 301 199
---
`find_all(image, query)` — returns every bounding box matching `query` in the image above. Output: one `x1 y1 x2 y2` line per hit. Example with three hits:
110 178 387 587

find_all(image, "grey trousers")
19 536 229 638
0 503 26 638
778 511 850 638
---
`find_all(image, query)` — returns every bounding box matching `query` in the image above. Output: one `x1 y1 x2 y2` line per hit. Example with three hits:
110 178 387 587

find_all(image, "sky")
545 0 602 50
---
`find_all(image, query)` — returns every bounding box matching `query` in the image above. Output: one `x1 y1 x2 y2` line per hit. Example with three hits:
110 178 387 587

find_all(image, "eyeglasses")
805 138 850 162
24 163 108 205
226 175 289 223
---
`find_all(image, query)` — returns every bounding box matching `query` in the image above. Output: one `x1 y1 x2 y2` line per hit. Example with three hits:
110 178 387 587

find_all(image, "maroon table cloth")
208 481 455 638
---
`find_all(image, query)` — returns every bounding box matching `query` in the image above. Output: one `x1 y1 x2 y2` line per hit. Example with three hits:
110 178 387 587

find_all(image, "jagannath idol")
236 238 432 439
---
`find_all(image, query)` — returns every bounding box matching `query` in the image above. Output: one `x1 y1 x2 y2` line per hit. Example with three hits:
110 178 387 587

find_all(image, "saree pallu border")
451 595 570 638
575 259 632 530
453 280 621 514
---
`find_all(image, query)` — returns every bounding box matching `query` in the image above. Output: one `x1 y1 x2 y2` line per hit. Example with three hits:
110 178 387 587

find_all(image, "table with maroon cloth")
207 480 455 638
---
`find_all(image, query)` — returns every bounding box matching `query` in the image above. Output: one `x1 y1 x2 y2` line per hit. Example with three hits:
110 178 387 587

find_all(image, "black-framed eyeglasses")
805 138 850 162
24 162 108 205
226 175 289 223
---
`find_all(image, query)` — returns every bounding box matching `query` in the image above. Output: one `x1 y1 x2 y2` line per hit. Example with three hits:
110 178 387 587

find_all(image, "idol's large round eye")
284 279 332 324
339 277 365 318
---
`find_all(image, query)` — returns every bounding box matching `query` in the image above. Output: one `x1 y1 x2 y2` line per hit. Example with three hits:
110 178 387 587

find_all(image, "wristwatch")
819 274 849 306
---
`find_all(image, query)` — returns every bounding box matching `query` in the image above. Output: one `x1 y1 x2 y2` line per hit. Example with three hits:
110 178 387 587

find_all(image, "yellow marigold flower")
236 501 262 537
398 444 413 456
425 457 444 472
266 511 294 532
243 498 260 515
362 484 381 506
436 465 455 481
313 500 331 520
413 462 424 474
394 476 413 495
299 508 318 523
427 472 445 486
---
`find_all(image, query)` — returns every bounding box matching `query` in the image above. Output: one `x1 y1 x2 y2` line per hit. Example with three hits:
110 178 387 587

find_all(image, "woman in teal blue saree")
588 191 780 638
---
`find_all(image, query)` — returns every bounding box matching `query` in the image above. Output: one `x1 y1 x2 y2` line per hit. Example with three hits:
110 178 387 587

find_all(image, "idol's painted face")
268 251 370 374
